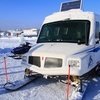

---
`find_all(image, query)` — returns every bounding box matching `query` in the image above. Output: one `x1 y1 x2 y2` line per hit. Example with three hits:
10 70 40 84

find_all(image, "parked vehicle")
21 0 100 84
8 42 31 59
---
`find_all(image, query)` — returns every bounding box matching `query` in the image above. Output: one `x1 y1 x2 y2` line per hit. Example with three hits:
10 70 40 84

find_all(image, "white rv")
21 1 100 83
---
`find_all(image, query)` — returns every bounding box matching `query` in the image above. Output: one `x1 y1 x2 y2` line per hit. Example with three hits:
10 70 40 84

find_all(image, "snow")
0 37 100 100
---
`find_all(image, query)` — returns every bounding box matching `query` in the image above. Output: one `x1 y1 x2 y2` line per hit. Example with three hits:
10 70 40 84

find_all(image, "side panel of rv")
93 14 100 66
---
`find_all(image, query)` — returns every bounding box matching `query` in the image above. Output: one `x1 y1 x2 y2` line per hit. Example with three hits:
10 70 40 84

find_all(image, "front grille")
29 56 41 67
44 57 62 68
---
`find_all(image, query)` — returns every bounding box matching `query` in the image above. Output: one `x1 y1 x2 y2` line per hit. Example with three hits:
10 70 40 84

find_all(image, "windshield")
37 20 90 45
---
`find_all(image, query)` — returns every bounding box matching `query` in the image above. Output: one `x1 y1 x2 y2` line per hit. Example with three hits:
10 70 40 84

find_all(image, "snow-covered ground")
0 37 100 100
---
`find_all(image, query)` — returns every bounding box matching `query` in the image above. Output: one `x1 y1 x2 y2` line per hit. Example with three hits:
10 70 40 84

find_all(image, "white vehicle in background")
21 0 100 86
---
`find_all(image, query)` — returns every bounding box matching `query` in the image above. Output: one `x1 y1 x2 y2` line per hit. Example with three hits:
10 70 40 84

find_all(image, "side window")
95 21 99 38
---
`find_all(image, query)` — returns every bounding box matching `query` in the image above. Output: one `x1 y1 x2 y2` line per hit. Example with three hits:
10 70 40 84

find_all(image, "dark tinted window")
37 20 90 44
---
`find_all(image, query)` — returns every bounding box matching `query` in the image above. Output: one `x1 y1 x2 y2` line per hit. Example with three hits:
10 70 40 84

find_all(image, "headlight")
22 56 27 62
68 60 79 67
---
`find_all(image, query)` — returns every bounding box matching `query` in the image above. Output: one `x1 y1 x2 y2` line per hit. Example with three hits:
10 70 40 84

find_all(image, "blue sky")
0 0 100 30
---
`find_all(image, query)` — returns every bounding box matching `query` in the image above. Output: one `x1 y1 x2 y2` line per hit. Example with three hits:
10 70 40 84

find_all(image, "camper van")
21 1 100 83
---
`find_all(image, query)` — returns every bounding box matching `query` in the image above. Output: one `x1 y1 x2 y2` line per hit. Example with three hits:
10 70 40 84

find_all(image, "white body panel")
22 9 100 76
